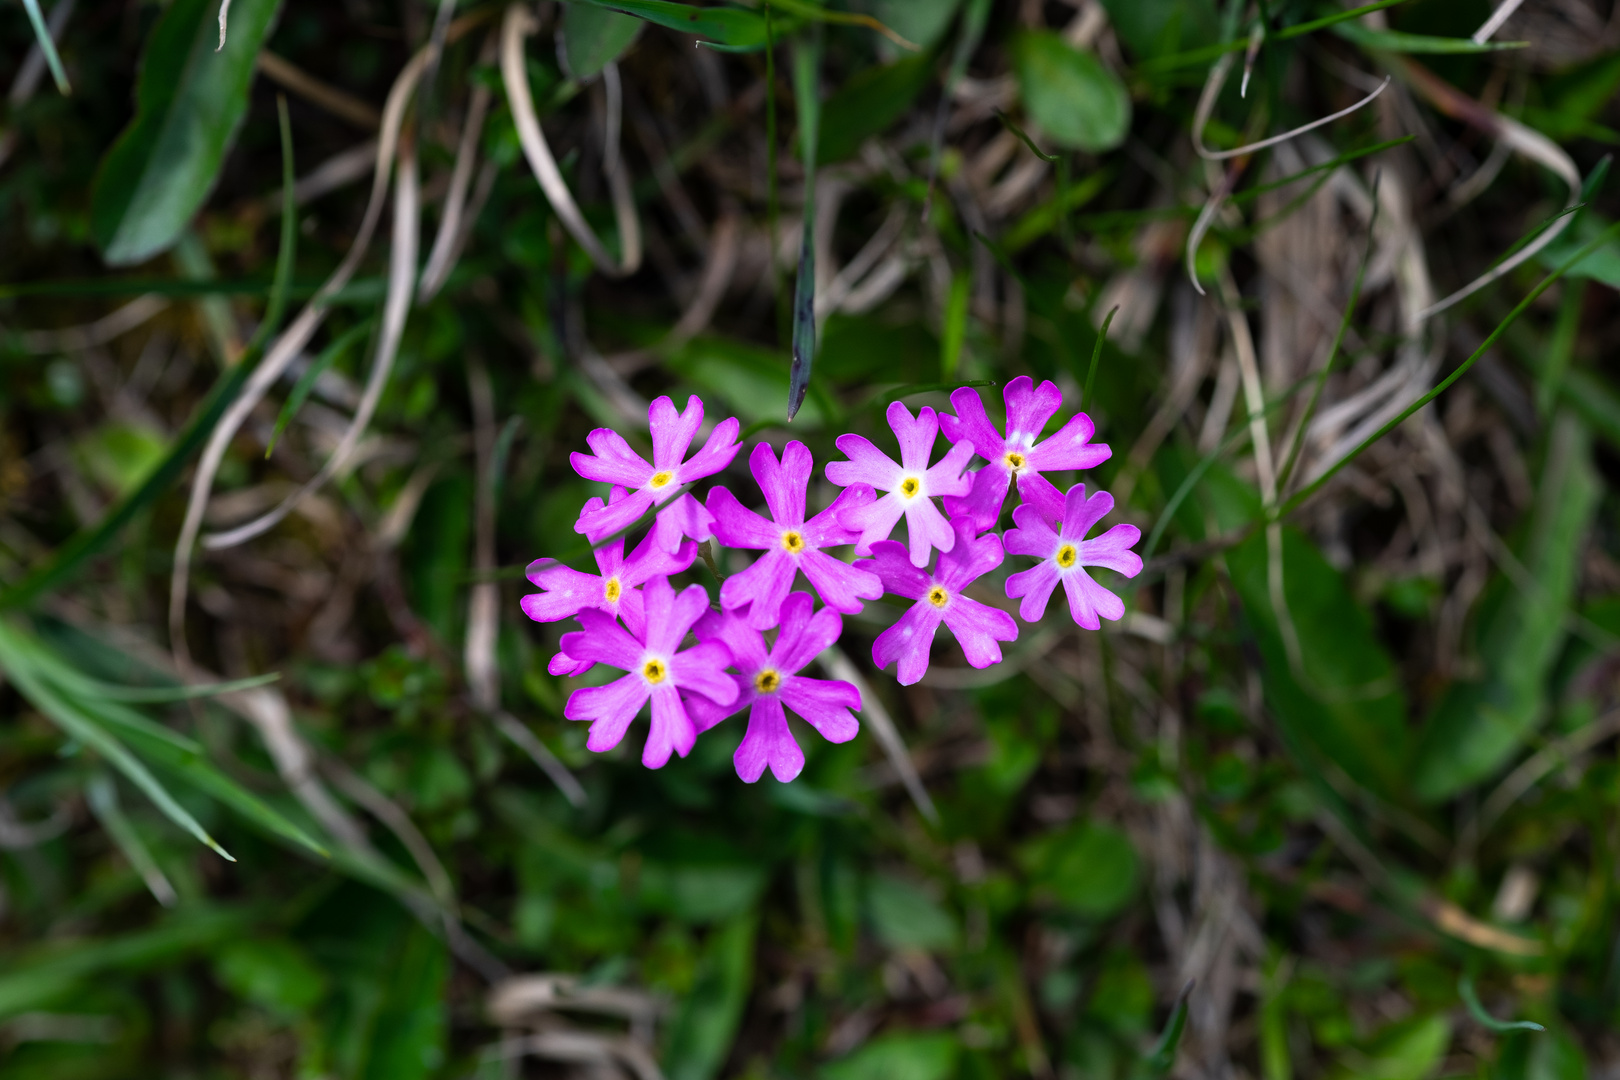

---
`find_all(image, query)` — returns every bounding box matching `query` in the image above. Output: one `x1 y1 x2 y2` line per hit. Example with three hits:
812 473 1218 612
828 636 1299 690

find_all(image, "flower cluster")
523 380 1142 783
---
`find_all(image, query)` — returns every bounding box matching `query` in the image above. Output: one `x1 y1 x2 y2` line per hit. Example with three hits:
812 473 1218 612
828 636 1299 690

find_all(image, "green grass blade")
18 0 70 94
1334 23 1528 54
266 320 372 457
86 772 178 907
1139 0 1410 72
1082 306 1115 411
1459 974 1544 1033
786 33 822 422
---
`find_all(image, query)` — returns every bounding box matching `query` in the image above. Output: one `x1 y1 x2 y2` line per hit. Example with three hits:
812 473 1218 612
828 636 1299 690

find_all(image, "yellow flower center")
649 470 675 489
754 668 781 693
781 530 805 553
1005 450 1026 471
927 585 948 608
604 577 622 603
1056 544 1077 568
642 658 667 685
899 477 921 498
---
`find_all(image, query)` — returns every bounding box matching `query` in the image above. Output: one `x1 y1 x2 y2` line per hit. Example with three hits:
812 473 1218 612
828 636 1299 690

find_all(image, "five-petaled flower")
826 401 974 568
940 376 1111 532
1005 484 1142 629
684 593 862 782
559 576 737 767
862 519 1019 685
570 395 741 553
707 441 883 630
521 488 698 676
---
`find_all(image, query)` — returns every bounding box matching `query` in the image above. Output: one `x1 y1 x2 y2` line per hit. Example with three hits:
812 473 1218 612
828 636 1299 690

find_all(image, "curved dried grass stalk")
819 646 938 825
1401 60 1582 322
1472 0 1526 44
14 294 168 353
419 78 493 299
500 4 641 278
216 0 231 50
202 139 420 552
1193 51 1391 163
168 42 435 670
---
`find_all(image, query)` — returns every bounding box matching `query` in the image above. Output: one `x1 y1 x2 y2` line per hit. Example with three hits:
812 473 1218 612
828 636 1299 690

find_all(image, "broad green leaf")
1412 415 1599 801
561 2 644 80
358 920 448 1080
866 873 958 951
1020 819 1139 918
1539 211 1620 290
862 0 961 52
73 420 167 496
1012 31 1130 152
1099 0 1218 59
89 0 283 265
663 915 757 1080
1333 23 1527 54
563 0 770 53
816 54 934 164
1333 1015 1451 1080
1495 1025 1588 1080
1220 520 1410 799
214 938 327 1016
819 1033 959 1080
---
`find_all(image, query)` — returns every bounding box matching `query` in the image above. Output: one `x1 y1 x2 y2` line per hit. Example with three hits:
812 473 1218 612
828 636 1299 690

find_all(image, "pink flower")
521 488 698 677
559 577 738 768
570 395 741 553
707 441 883 630
940 376 1111 532
861 519 1018 686
1005 484 1141 630
825 401 975 568
684 594 861 782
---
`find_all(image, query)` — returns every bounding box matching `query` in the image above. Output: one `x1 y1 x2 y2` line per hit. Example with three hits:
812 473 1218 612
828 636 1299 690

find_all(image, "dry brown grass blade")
200 136 420 551
820 646 938 825
500 4 641 278
12 295 168 354
1472 0 1527 44
256 51 381 130
419 59 494 300
1193 50 1391 163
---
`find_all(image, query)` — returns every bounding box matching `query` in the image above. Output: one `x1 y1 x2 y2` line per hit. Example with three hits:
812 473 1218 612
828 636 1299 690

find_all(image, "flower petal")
826 433 902 491
1026 410 1110 473
683 682 752 733
936 518 1004 589
889 401 940 474
860 540 931 600
798 550 884 615
549 650 593 677
1060 484 1113 542
924 436 976 498
872 600 945 686
1062 569 1124 630
519 566 603 623
694 608 770 674
770 593 842 674
1080 523 1144 576
733 694 803 783
943 595 1019 668
943 465 1011 534
1006 502 1060 557
839 491 907 556
653 493 715 553
1003 376 1063 442
682 415 743 480
719 548 797 630
707 485 781 550
565 674 649 752
673 641 740 707
757 441 811 526
1005 561 1062 623
649 395 704 472
805 482 871 548
779 675 860 742
942 384 1007 460
559 609 644 671
575 487 656 541
902 495 958 568
572 428 651 488
1016 473 1067 528
643 684 697 767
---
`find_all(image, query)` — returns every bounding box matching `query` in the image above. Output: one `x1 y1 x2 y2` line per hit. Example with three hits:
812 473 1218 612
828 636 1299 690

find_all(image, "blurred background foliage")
2 0 1620 1077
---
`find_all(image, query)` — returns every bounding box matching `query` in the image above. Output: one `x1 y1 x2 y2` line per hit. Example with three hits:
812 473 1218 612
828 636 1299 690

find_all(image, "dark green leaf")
563 0 771 53
89 0 284 265
1021 819 1140 918
1012 31 1130 152
1332 23 1528 54
663 915 757 1080
819 1033 959 1080
561 2 644 79
816 54 934 164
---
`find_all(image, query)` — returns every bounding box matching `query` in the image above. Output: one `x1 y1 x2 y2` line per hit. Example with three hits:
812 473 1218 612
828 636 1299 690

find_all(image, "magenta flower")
559 577 738 768
825 401 975 568
1005 484 1141 629
522 488 698 676
571 395 741 552
939 376 1111 532
707 441 884 630
861 519 1018 686
684 594 861 782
